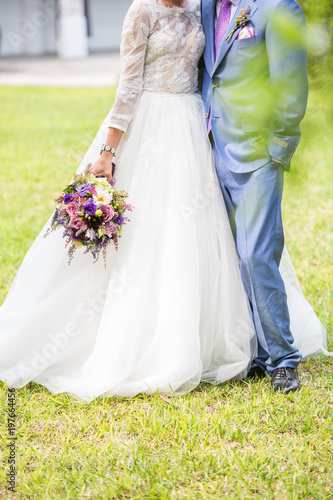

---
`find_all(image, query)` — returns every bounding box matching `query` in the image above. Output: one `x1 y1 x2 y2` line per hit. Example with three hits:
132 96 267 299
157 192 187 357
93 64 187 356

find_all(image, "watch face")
106 146 111 151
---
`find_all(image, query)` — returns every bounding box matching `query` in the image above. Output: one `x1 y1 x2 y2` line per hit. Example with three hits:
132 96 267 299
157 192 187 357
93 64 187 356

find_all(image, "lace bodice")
107 0 205 132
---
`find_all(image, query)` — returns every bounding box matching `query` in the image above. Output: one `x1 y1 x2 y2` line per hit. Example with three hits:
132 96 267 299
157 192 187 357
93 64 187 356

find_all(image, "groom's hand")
271 157 283 167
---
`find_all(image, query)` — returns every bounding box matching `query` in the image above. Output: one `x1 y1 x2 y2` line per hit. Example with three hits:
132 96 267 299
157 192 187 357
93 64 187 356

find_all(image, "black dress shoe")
247 362 266 379
271 367 301 393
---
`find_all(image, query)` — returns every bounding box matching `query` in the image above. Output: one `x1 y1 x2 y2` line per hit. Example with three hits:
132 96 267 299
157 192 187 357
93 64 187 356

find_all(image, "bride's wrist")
100 151 114 161
100 144 116 157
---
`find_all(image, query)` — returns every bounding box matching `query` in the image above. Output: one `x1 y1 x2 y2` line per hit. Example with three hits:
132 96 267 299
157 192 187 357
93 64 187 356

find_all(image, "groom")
201 0 308 392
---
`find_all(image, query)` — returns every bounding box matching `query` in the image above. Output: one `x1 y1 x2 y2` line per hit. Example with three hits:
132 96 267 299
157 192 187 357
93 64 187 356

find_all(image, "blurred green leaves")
298 0 333 89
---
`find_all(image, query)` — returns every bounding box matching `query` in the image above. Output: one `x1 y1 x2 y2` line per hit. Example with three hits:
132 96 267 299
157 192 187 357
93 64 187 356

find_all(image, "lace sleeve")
107 1 150 132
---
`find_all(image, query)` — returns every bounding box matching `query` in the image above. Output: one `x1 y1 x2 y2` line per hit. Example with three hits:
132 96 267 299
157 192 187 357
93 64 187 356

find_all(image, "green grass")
0 84 332 499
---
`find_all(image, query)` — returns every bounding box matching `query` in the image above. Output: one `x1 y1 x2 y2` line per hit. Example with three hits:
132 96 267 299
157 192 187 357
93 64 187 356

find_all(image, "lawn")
0 82 332 499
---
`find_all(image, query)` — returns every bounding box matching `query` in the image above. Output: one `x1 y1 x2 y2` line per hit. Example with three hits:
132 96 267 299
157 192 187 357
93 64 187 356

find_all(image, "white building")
0 0 132 58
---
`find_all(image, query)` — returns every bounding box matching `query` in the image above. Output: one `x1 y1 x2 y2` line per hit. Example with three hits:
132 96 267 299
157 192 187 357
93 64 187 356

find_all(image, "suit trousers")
212 141 302 372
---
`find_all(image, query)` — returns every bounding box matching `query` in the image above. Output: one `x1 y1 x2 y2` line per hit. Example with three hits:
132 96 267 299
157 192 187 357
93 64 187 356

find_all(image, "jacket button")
205 112 209 118
212 81 218 88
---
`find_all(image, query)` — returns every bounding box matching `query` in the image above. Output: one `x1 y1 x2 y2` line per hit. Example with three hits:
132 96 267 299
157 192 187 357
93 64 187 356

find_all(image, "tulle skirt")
0 91 329 402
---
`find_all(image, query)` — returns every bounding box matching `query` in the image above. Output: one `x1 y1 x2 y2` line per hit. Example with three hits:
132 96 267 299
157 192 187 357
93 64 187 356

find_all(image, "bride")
0 0 329 402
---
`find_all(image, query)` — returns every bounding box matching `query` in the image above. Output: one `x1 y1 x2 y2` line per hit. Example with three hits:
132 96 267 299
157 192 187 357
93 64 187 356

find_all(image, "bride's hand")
88 153 113 183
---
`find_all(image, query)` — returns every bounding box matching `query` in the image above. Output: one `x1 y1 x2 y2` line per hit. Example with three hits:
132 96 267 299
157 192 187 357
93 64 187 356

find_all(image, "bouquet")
45 166 133 266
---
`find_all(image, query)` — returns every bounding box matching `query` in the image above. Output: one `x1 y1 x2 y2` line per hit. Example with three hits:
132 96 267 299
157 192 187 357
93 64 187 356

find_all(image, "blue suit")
201 0 308 371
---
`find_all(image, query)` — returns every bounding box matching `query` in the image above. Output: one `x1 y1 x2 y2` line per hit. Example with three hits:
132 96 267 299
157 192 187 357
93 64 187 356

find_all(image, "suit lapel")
212 0 258 74
201 0 216 74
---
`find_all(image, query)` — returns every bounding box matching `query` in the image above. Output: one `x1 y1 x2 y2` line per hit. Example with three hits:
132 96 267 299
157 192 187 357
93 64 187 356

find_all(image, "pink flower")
106 223 118 235
90 185 97 196
73 193 81 203
66 201 79 217
70 216 87 231
101 205 114 223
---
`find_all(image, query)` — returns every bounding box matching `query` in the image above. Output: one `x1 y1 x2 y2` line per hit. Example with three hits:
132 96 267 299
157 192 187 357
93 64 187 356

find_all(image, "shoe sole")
272 384 301 393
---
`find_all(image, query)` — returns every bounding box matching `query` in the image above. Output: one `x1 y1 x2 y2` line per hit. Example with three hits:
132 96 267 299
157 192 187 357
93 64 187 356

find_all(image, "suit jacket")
201 0 309 173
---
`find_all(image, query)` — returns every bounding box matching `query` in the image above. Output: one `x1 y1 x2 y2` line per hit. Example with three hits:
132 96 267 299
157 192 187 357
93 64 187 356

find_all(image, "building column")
58 0 88 59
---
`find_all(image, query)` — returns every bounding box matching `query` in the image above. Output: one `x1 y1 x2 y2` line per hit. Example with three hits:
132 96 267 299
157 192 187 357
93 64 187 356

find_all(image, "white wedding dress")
0 0 329 403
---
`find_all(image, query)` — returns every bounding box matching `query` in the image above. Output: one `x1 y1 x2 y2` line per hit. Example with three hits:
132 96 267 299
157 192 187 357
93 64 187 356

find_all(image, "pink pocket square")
237 26 255 40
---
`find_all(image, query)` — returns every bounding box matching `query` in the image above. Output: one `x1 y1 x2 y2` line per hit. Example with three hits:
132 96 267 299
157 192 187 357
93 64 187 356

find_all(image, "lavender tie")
215 0 232 59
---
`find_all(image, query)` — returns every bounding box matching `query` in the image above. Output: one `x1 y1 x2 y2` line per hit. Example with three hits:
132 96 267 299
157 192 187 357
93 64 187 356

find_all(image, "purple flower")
51 209 59 226
76 183 91 197
115 215 124 226
64 193 73 204
84 200 97 216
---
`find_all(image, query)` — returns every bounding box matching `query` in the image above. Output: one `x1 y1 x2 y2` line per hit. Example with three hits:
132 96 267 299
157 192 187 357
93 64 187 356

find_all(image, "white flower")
95 177 113 192
94 186 113 207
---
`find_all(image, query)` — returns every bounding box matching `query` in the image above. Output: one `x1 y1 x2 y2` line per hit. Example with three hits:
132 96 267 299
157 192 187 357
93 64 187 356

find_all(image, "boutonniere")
225 6 251 42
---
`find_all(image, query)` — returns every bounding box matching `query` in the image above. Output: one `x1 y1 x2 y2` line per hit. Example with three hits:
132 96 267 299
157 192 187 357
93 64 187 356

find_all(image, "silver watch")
100 144 116 157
